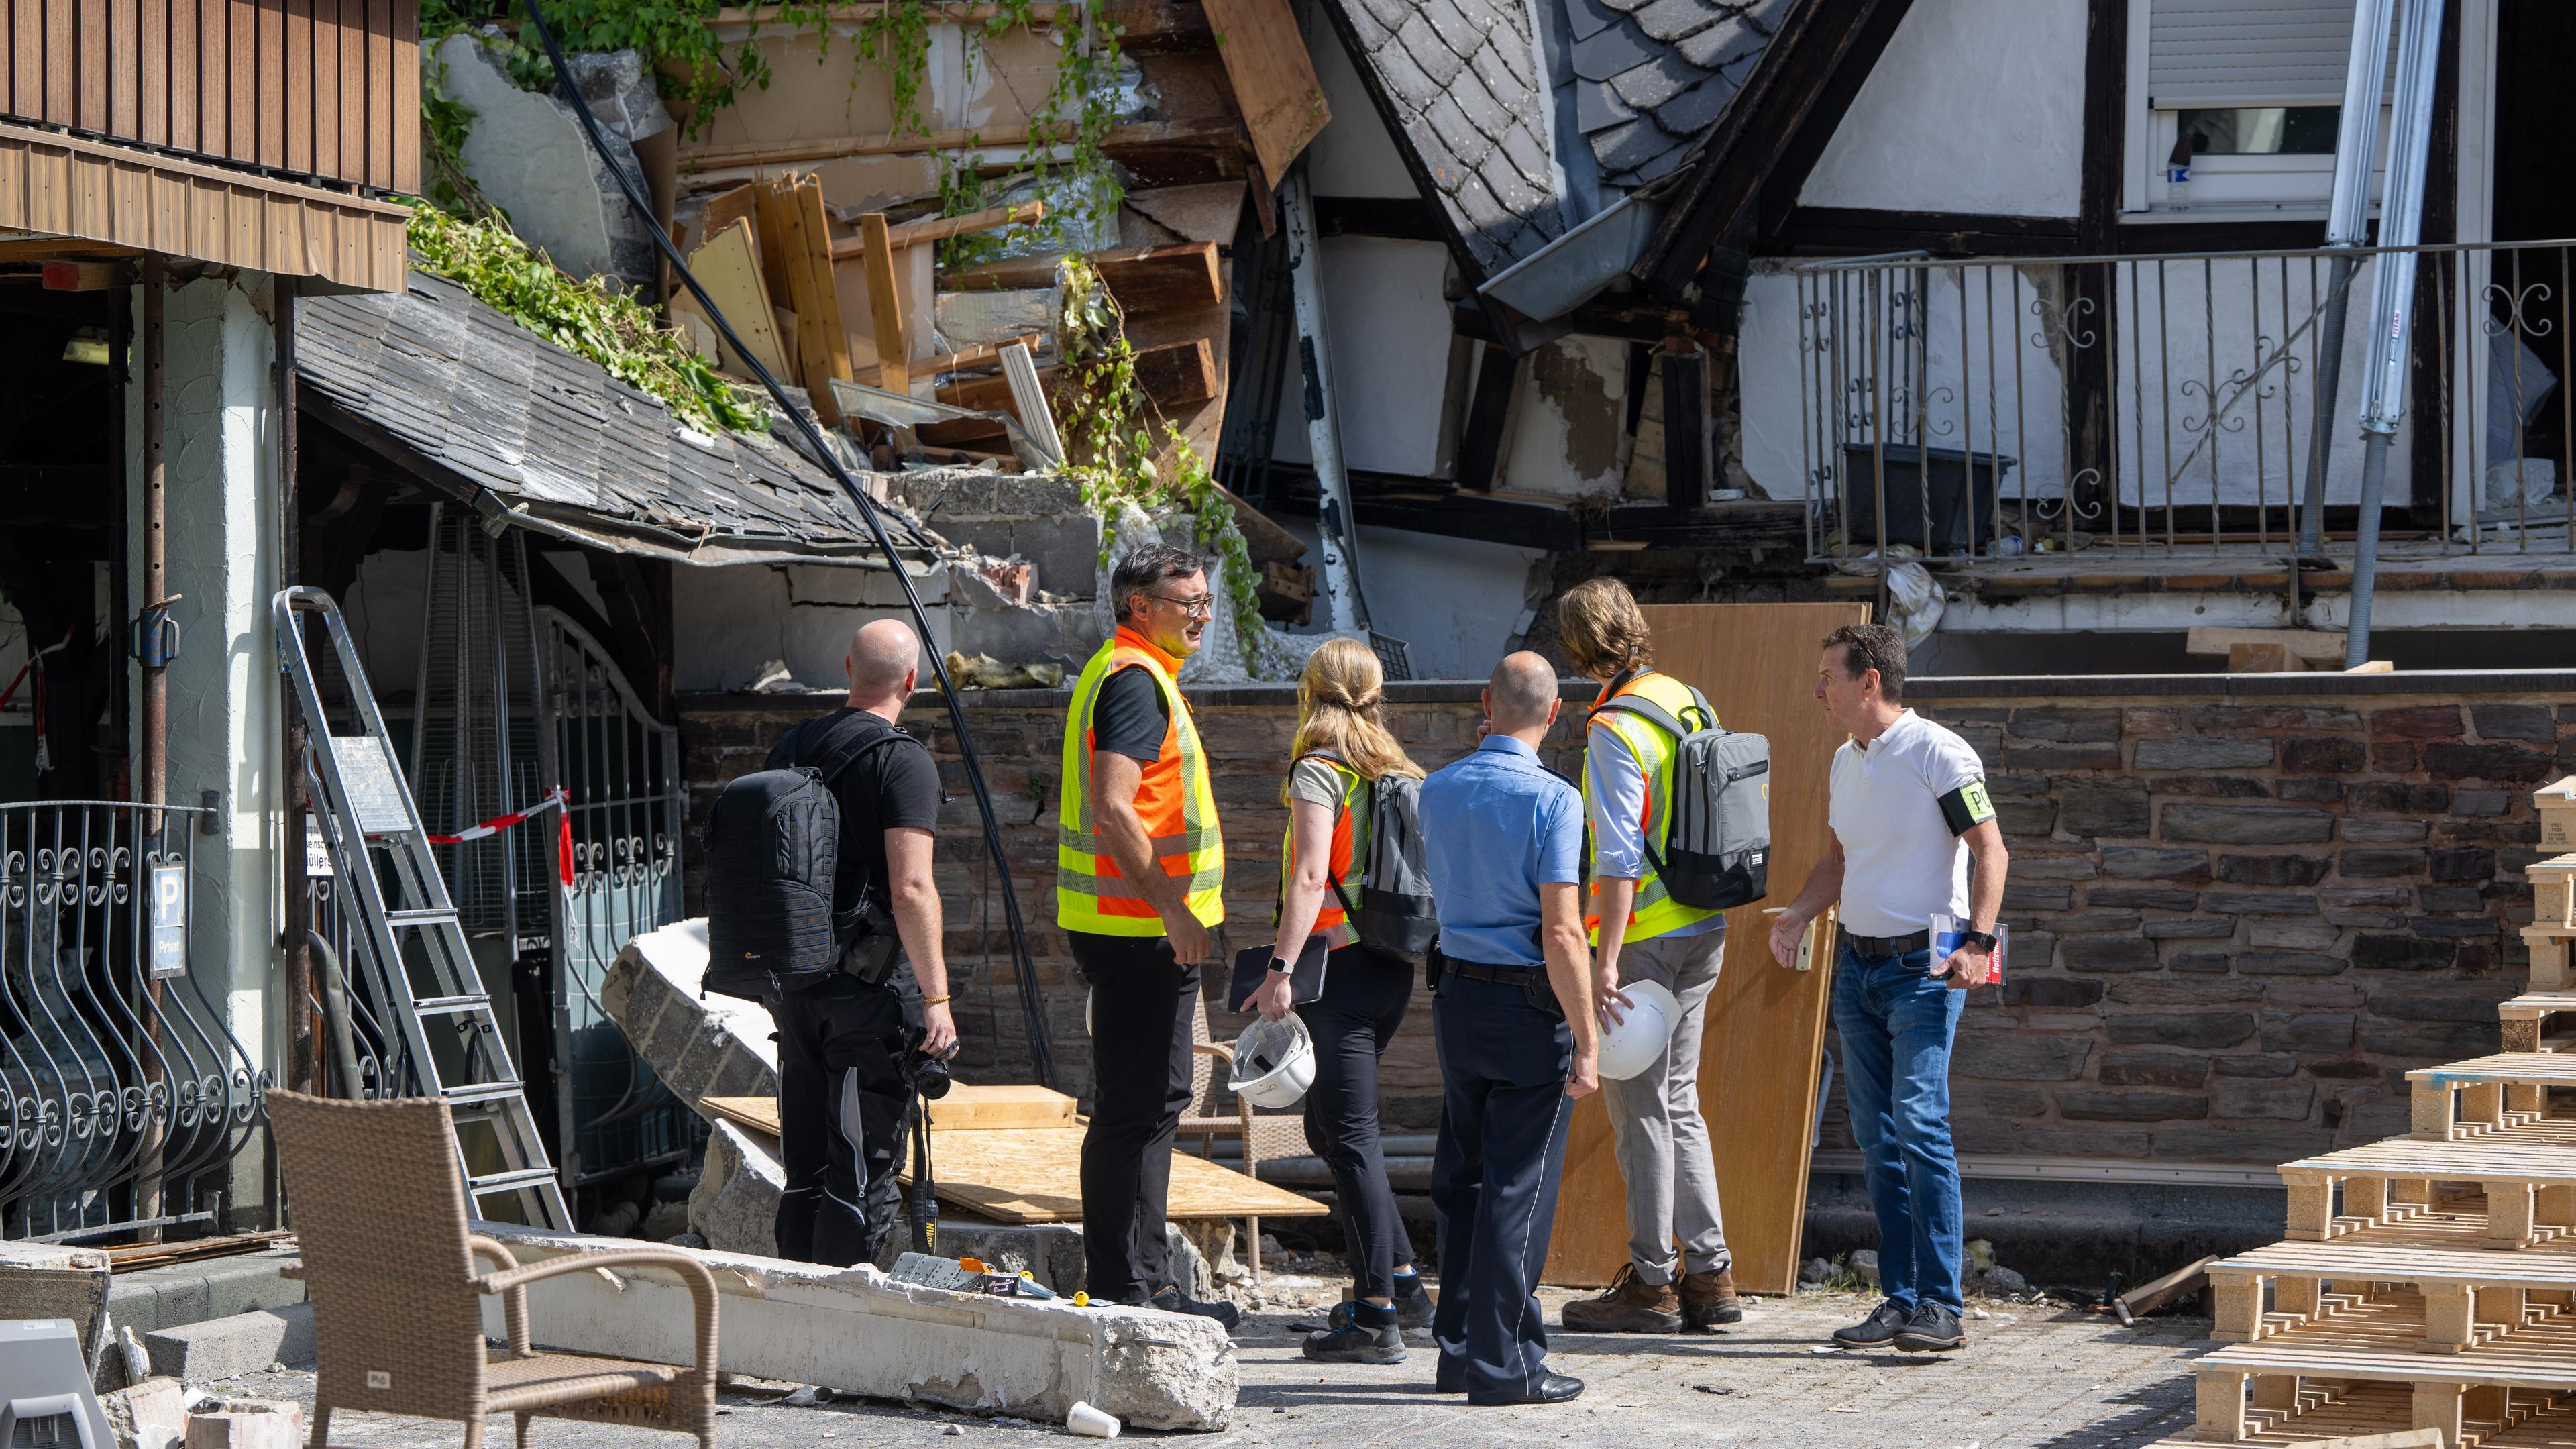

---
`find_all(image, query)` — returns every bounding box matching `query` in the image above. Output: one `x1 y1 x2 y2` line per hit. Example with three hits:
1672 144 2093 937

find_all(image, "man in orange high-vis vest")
1056 541 1236 1328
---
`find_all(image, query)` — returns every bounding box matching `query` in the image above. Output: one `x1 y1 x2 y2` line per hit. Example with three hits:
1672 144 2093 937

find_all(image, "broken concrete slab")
107 1245 305 1337
600 918 780 1105
0 1238 111 1368
144 1304 315 1383
691 1116 1212 1300
102 1377 189 1449
471 1224 1234 1431
433 35 672 288
182 1399 303 1449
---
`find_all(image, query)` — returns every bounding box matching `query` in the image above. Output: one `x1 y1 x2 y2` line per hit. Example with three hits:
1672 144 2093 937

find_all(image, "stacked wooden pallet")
2165 778 2576 1447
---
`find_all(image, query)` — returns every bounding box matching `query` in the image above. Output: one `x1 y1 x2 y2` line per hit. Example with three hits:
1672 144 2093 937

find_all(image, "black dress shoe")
1468 1372 1584 1406
1149 1284 1242 1332
1831 1298 1909 1348
1893 1301 1966 1352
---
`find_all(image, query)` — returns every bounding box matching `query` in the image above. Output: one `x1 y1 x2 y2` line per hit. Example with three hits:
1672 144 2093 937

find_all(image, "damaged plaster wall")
1307 21 1417 198
672 564 953 694
434 35 672 287
1799 0 2086 217
1267 237 1460 478
1500 335 1630 498
1275 519 1546 680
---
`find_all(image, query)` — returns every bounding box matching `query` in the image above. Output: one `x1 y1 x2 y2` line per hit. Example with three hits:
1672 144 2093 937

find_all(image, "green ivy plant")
407 201 769 437
1057 258 1270 672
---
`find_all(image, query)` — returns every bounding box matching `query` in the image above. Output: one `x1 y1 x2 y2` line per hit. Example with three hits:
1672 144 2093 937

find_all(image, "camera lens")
914 1053 953 1101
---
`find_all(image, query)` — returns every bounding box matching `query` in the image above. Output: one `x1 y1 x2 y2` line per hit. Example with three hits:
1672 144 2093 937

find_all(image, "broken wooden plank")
679 218 791 381
945 241 1222 313
681 119 1239 173
830 201 1046 260
858 212 910 396
852 333 1044 390
1123 180 1246 244
759 178 837 417
2117 1254 2216 1320
940 337 1215 413
793 176 856 398
1197 0 1327 187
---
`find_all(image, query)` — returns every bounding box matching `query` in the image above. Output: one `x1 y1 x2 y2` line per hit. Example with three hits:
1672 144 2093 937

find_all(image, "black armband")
1938 780 1997 836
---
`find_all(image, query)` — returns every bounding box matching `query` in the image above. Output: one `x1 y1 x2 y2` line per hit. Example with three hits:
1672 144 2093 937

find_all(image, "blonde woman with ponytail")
1246 637 1432 1362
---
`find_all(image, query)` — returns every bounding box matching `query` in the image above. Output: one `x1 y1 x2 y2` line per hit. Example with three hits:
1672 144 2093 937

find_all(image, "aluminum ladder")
274 584 572 1230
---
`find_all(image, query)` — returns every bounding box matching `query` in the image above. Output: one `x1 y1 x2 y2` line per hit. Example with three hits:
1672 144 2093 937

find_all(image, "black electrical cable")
518 2 1055 1089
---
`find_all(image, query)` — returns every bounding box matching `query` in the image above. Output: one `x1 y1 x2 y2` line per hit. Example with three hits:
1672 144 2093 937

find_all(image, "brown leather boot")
1560 1264 1684 1333
1680 1267 1743 1329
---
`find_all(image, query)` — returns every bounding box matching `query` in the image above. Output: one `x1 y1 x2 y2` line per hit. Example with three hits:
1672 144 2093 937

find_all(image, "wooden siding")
0 0 415 194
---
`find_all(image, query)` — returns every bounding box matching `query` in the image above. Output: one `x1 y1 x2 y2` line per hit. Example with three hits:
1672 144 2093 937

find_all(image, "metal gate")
0 800 265 1242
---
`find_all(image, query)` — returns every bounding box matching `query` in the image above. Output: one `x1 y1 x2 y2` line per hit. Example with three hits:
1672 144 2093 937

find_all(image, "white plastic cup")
1066 1401 1122 1438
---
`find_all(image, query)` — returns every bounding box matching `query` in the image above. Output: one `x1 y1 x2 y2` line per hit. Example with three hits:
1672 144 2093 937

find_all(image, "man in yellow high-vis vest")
1056 541 1235 1328
1554 578 1739 1335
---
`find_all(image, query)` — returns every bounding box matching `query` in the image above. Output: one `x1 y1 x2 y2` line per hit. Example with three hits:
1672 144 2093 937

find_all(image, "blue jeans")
1831 943 1966 1313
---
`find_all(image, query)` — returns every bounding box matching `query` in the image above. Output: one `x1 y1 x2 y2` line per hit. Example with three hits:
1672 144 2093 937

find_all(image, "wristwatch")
1957 929 1999 953
1268 955 1294 975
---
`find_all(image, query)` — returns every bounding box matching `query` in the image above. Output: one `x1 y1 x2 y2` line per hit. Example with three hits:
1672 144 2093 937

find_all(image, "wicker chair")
268 1090 718 1449
1177 989 1307 1279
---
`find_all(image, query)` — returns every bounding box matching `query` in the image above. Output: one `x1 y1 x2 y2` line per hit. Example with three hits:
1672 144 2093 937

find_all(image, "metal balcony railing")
0 800 263 1242
1786 238 2576 562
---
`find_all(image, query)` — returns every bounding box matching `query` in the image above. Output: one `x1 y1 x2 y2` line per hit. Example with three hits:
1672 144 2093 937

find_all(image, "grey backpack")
1591 684 1772 911
1308 755 1440 963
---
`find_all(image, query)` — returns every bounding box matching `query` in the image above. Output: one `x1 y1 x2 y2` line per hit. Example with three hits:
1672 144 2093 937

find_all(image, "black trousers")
1430 969 1574 1401
1069 929 1200 1303
1295 944 1418 1301
769 975 920 1267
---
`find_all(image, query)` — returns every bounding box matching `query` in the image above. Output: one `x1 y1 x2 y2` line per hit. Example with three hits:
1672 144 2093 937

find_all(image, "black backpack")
1591 682 1772 912
701 715 909 1000
1325 764 1439 963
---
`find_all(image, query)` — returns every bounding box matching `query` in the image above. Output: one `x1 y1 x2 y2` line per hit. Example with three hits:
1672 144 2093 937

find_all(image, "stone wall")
679 669 2576 1164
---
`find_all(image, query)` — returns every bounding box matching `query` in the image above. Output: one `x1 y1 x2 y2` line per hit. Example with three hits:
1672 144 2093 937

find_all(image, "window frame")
2121 0 2390 223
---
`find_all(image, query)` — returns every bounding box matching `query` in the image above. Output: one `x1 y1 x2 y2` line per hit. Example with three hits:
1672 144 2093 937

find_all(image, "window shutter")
2147 0 2390 109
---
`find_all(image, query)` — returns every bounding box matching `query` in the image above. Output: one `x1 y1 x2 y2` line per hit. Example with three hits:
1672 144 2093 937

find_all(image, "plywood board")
1542 602 1870 1293
912 1128 1328 1224
702 1084 1079 1136
680 219 790 381
1195 0 1327 187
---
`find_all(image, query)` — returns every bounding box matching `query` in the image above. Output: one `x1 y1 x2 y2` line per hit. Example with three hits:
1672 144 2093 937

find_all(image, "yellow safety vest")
1056 628 1226 936
1280 753 1371 951
1584 669 1723 947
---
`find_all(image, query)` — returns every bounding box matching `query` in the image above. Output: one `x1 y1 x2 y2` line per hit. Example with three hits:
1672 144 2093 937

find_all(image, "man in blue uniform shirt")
1417 651 1601 1405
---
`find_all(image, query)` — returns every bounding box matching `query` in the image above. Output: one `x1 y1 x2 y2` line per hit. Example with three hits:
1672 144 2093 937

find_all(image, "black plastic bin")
1840 443 2013 555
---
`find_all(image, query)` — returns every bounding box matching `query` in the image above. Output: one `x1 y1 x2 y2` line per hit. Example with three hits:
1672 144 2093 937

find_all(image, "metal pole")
1282 165 1370 633
2296 0 2399 557
2345 0 2446 668
279 278 314 1096
138 256 168 1233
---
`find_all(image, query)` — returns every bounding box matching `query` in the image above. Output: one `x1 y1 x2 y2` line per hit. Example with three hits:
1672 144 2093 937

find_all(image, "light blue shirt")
1584 722 1727 940
1419 735 1585 967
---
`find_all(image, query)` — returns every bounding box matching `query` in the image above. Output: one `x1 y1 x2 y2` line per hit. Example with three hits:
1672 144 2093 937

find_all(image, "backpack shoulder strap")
1591 692 1691 739
803 713 912 785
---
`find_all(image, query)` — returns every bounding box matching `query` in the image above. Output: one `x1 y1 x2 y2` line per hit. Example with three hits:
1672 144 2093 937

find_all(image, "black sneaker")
1391 1273 1434 1330
1303 1301 1405 1364
1831 1299 1910 1348
1150 1283 1242 1332
1893 1301 1965 1352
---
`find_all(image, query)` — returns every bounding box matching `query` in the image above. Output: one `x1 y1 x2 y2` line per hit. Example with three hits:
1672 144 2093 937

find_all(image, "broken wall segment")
0 1238 111 1368
470 1223 1235 1431
435 36 674 289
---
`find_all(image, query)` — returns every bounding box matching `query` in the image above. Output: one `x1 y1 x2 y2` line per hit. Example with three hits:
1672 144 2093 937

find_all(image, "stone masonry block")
2340 848 2429 877
2425 742 2555 783
2057 1089 2208 1122
2144 918 2237 940
184 1401 302 1449
2006 708 2121 742
145 1304 315 1381
2259 1011 2356 1051
2349 782 2449 813
1951 1032 2092 1081
2202 890 2320 916
2169 951 2233 973
2210 1078 2318 1121
2233 952 2347 976
2089 886 2198 911
2006 741 2121 771
2135 738 2275 770
2430 847 2498 881
102 1378 188 1449
2191 705 2359 732
2341 818 2430 843
2100 847 2209 881
2279 778 2345 802
2216 855 2328 887
2280 737 2367 774
2107 1012 2256 1049
2098 1049 2210 1088
2351 936 2459 971
2061 782 2151 838
2214 1053 2300 1077
2161 804 2334 845
2000 977 2102 1008
2062 938 2159 973
2473 703 2556 742
2371 705 2465 739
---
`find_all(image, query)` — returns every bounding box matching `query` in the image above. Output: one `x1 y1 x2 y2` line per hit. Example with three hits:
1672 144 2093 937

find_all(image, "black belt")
1440 959 1543 985
1845 929 1933 959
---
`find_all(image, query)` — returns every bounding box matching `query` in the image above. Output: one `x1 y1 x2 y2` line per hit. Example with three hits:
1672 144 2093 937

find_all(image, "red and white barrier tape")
425 787 569 845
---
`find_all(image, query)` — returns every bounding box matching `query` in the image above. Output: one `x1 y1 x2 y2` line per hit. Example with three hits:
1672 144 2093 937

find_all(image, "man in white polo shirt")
1768 623 2007 1355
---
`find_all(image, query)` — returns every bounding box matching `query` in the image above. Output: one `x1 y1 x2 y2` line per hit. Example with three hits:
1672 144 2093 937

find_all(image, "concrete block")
107 1248 305 1336
472 1223 1234 1431
0 1239 111 1366
144 1303 315 1382
183 1399 302 1449
101 1377 188 1449
693 1118 1211 1300
603 919 780 1104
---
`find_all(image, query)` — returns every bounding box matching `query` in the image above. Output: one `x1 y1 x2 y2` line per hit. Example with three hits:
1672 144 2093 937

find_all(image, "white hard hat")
1596 979 1680 1081
1227 1014 1317 1110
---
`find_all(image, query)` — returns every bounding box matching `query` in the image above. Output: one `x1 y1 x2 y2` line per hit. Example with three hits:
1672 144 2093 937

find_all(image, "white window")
2123 0 2394 220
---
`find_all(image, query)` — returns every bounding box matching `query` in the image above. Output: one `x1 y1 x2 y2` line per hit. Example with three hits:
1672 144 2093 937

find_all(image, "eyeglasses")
1148 592 1217 618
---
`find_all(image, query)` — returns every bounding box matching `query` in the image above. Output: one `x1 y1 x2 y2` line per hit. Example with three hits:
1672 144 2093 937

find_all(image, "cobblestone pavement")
213 1288 2214 1448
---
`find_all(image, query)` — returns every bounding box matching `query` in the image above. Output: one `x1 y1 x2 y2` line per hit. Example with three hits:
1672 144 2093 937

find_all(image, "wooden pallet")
2280 1130 2576 1246
2406 1057 2576 1142
2196 1293 2576 1442
2151 1379 2569 1448
2211 1232 2576 1349
2530 856 2576 931
2500 994 2576 1054
2540 777 2576 854
2528 928 2576 993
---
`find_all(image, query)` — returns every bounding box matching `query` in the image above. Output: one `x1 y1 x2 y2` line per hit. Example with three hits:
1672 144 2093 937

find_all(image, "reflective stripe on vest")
1281 753 1370 951
1056 629 1226 936
1583 669 1723 947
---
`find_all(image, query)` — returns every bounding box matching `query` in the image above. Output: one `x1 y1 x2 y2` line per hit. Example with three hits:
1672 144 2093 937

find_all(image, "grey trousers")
1601 923 1730 1285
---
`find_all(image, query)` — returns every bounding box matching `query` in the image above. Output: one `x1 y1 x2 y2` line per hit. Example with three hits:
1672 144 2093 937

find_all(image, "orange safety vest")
1280 753 1369 949
1055 627 1226 934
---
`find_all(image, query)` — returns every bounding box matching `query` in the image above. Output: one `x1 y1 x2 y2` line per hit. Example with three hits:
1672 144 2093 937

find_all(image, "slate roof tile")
1677 13 1765 70
1572 21 1660 81
1653 67 1745 138
1609 48 1702 110
1629 138 1696 184
1576 76 1640 133
1567 0 1622 41
1500 118 1556 191
1631 0 1726 45
1394 9 1468 89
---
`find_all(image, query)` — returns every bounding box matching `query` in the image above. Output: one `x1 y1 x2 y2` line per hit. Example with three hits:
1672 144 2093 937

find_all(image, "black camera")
910 1037 953 1102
